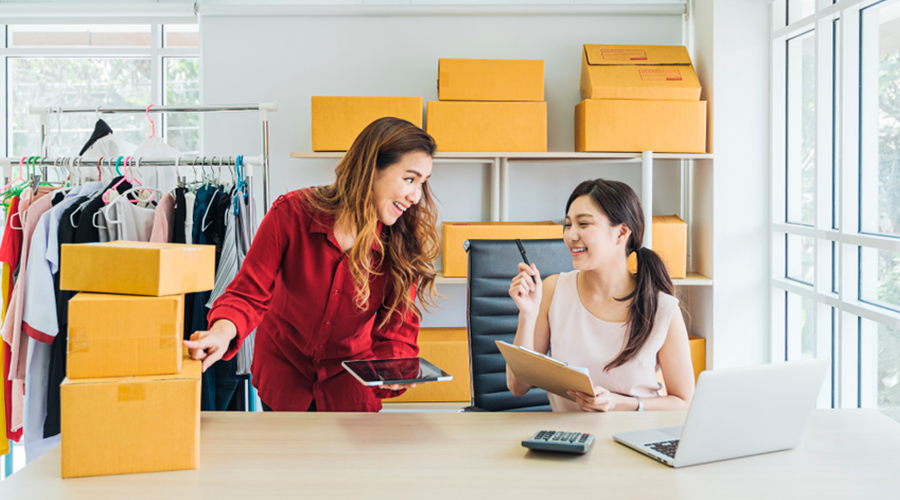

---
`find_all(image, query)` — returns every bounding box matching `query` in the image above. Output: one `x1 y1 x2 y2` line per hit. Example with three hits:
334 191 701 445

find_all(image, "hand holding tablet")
342 357 453 388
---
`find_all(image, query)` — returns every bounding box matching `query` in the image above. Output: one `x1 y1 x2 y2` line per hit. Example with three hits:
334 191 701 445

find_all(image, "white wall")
199 8 685 327
692 0 771 368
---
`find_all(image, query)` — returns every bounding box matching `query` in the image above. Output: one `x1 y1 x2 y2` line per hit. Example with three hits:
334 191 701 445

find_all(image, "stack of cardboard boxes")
311 96 424 152
575 44 707 154
427 59 547 152
57 241 214 479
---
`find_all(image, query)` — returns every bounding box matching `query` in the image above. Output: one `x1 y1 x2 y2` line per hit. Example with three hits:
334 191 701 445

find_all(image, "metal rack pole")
29 103 277 218
1 156 262 168
29 104 277 114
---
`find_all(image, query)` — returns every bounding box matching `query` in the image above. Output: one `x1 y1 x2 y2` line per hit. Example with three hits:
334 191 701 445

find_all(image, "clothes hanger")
146 105 156 138
103 156 144 204
105 186 162 226
0 156 29 196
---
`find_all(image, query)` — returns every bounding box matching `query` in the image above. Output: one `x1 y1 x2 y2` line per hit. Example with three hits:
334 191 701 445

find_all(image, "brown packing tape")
118 383 146 402
68 340 90 354
160 335 177 349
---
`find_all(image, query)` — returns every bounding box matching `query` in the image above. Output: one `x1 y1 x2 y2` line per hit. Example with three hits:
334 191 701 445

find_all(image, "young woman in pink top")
507 179 695 412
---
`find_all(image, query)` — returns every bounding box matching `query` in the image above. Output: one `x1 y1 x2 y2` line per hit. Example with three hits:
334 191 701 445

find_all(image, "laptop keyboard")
647 439 680 458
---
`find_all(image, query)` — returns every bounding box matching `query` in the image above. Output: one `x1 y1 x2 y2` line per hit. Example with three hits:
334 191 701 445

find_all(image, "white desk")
1 409 898 499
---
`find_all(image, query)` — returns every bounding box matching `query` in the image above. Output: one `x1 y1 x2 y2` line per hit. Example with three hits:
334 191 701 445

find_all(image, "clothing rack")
29 103 277 214
1 155 262 236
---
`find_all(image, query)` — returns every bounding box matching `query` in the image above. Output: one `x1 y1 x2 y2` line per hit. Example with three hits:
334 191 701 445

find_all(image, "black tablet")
341 357 453 387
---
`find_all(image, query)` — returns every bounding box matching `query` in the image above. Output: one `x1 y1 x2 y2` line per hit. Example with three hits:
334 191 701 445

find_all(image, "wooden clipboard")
495 340 595 401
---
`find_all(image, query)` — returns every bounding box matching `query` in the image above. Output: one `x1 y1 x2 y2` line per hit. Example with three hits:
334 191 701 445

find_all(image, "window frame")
771 0 900 412
0 23 199 158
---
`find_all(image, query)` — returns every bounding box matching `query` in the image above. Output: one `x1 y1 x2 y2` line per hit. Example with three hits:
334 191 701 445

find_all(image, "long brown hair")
565 179 676 371
307 117 440 326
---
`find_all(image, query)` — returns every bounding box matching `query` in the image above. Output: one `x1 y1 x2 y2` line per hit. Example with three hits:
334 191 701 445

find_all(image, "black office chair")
464 239 574 411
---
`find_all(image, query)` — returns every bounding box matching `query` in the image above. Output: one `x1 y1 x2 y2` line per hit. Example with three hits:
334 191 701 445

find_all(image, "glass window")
864 319 900 421
786 30 816 225
860 1 900 237
164 25 199 48
164 58 201 154
787 234 816 284
8 25 151 48
8 58 152 156
787 292 817 360
788 0 817 24
832 240 840 293
859 246 900 312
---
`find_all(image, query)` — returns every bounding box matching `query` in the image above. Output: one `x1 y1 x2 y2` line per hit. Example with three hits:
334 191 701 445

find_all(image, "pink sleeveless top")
546 271 679 412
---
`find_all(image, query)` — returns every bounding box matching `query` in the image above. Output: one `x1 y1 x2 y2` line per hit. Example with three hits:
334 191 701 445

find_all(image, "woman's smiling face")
371 151 433 226
563 195 631 270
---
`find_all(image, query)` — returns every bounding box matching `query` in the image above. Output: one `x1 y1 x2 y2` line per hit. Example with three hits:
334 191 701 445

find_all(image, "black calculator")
522 430 595 454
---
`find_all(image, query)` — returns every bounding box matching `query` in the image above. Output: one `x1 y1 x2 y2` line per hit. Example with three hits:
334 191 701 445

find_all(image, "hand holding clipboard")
496 340 595 402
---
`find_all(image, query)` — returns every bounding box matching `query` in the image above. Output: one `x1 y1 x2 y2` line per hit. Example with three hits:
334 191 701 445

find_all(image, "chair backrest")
465 238 574 411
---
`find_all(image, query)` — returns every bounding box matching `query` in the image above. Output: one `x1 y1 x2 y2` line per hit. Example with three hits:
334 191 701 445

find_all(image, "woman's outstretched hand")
183 319 238 372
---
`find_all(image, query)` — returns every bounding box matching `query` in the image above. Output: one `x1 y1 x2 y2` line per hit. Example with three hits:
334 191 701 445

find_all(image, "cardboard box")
60 241 215 296
442 222 563 278
575 99 707 154
437 58 544 101
311 96 423 152
689 335 706 383
627 215 687 279
67 293 184 379
426 101 547 152
61 356 201 478
580 44 701 101
390 328 471 402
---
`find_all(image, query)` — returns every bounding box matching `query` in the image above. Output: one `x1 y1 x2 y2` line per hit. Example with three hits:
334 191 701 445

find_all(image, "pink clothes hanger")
145 105 156 138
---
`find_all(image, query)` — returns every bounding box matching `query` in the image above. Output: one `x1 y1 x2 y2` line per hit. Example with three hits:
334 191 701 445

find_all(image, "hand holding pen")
509 239 543 315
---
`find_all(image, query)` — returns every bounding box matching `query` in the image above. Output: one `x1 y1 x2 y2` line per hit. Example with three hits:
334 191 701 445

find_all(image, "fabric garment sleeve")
21 210 58 344
207 198 289 360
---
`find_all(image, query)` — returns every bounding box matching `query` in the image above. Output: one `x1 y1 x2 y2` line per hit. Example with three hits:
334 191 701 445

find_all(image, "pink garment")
545 271 680 412
149 193 176 243
1 188 55 381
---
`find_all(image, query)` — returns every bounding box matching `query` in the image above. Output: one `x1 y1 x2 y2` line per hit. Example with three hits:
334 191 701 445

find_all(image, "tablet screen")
342 357 452 386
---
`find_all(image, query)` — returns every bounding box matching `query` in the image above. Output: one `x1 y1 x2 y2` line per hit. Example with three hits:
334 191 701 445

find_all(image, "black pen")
515 239 536 283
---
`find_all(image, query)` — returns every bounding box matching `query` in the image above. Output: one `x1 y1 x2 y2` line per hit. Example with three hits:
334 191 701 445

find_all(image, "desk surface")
2 409 899 499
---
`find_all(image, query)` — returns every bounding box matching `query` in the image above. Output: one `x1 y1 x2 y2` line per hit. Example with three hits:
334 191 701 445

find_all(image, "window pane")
788 0 816 24
875 321 900 422
787 31 816 225
787 233 815 284
832 240 839 293
8 25 151 48
859 246 900 312
787 292 816 360
860 1 900 237
8 58 151 157
164 25 199 48
164 58 200 155
773 0 788 30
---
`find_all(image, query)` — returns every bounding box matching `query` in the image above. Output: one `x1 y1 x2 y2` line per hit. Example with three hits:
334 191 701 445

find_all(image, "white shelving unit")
291 151 714 288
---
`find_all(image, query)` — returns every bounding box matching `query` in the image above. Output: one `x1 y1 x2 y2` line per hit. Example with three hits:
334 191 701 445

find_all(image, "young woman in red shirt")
184 117 440 411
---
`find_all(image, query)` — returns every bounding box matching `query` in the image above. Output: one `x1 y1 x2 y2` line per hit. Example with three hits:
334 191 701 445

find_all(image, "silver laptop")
613 358 829 468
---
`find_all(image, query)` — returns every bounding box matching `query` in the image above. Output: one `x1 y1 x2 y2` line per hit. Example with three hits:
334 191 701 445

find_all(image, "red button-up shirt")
208 189 419 411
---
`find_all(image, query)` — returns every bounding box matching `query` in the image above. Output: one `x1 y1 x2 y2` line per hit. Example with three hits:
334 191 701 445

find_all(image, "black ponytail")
565 179 675 371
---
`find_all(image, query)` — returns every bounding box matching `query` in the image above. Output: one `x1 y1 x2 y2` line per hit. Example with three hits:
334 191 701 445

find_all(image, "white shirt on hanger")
131 138 186 194
102 197 156 242
80 134 137 161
